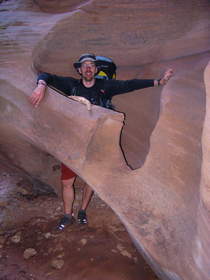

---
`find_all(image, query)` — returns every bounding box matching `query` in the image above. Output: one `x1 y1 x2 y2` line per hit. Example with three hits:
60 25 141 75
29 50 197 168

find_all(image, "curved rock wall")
0 0 210 279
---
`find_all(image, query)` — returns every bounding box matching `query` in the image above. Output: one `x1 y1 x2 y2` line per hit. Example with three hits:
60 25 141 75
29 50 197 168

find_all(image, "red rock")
0 0 210 279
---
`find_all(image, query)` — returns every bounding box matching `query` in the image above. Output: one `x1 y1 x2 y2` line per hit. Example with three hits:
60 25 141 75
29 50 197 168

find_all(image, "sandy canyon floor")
0 158 158 280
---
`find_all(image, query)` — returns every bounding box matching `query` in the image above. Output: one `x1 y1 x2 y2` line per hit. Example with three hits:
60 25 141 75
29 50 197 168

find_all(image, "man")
30 53 173 230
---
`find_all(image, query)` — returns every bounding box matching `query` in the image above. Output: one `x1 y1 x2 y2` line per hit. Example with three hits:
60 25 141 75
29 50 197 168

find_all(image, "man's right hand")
29 81 46 107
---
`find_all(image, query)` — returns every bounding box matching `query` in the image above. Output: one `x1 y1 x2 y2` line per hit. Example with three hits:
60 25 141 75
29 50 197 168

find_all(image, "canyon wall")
0 0 210 279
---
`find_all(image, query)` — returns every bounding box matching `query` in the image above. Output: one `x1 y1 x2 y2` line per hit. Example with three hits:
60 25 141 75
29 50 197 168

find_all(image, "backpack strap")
96 80 115 110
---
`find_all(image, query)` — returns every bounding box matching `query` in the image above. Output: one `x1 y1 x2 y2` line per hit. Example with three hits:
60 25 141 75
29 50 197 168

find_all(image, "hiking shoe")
77 210 88 224
57 215 74 231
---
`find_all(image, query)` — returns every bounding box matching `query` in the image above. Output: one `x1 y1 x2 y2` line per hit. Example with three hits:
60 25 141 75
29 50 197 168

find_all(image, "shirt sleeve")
104 79 155 97
37 72 76 95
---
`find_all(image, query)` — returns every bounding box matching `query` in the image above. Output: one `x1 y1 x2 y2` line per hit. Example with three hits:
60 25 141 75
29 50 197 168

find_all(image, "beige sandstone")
0 0 210 279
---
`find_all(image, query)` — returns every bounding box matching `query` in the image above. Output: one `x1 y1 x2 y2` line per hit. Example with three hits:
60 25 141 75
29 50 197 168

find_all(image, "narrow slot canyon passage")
0 156 158 280
0 0 210 279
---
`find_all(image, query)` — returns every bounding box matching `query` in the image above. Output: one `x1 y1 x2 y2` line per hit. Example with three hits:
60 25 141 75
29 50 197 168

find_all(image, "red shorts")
61 163 76 180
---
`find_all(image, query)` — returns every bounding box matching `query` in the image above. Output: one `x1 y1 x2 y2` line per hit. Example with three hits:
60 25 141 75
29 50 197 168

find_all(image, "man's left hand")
159 69 174 86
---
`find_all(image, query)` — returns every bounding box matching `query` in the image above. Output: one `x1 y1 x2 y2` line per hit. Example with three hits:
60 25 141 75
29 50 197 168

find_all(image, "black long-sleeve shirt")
38 73 155 107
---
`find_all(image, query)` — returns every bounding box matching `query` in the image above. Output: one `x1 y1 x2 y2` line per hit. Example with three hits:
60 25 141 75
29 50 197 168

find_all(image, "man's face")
79 61 97 81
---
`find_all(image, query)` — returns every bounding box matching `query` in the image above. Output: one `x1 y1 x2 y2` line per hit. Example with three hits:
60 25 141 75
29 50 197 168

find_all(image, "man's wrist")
37 80 47 87
154 79 160 87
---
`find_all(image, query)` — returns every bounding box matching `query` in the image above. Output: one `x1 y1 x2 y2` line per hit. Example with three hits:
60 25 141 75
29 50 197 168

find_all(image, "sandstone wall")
0 0 210 279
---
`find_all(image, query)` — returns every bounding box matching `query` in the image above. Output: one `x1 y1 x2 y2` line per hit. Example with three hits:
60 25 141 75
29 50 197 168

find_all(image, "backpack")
95 56 117 109
95 56 117 80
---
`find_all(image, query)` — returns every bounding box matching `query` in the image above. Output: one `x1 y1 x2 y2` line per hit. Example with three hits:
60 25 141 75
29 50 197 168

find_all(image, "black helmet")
73 53 97 69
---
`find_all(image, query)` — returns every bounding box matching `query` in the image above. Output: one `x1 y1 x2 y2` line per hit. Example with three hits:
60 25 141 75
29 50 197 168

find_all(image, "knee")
62 178 75 189
85 184 93 193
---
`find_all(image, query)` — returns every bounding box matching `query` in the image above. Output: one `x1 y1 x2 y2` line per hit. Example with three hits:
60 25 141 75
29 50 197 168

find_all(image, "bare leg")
80 183 93 211
61 177 76 215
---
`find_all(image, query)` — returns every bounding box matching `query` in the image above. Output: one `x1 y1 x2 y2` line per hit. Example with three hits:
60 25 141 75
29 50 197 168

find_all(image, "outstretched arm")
29 72 77 107
106 68 174 97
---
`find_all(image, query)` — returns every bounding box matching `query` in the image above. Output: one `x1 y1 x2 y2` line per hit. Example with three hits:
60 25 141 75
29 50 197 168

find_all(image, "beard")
82 72 95 82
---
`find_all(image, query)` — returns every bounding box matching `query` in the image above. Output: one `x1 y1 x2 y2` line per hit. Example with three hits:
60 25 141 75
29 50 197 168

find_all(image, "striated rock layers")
0 0 210 279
